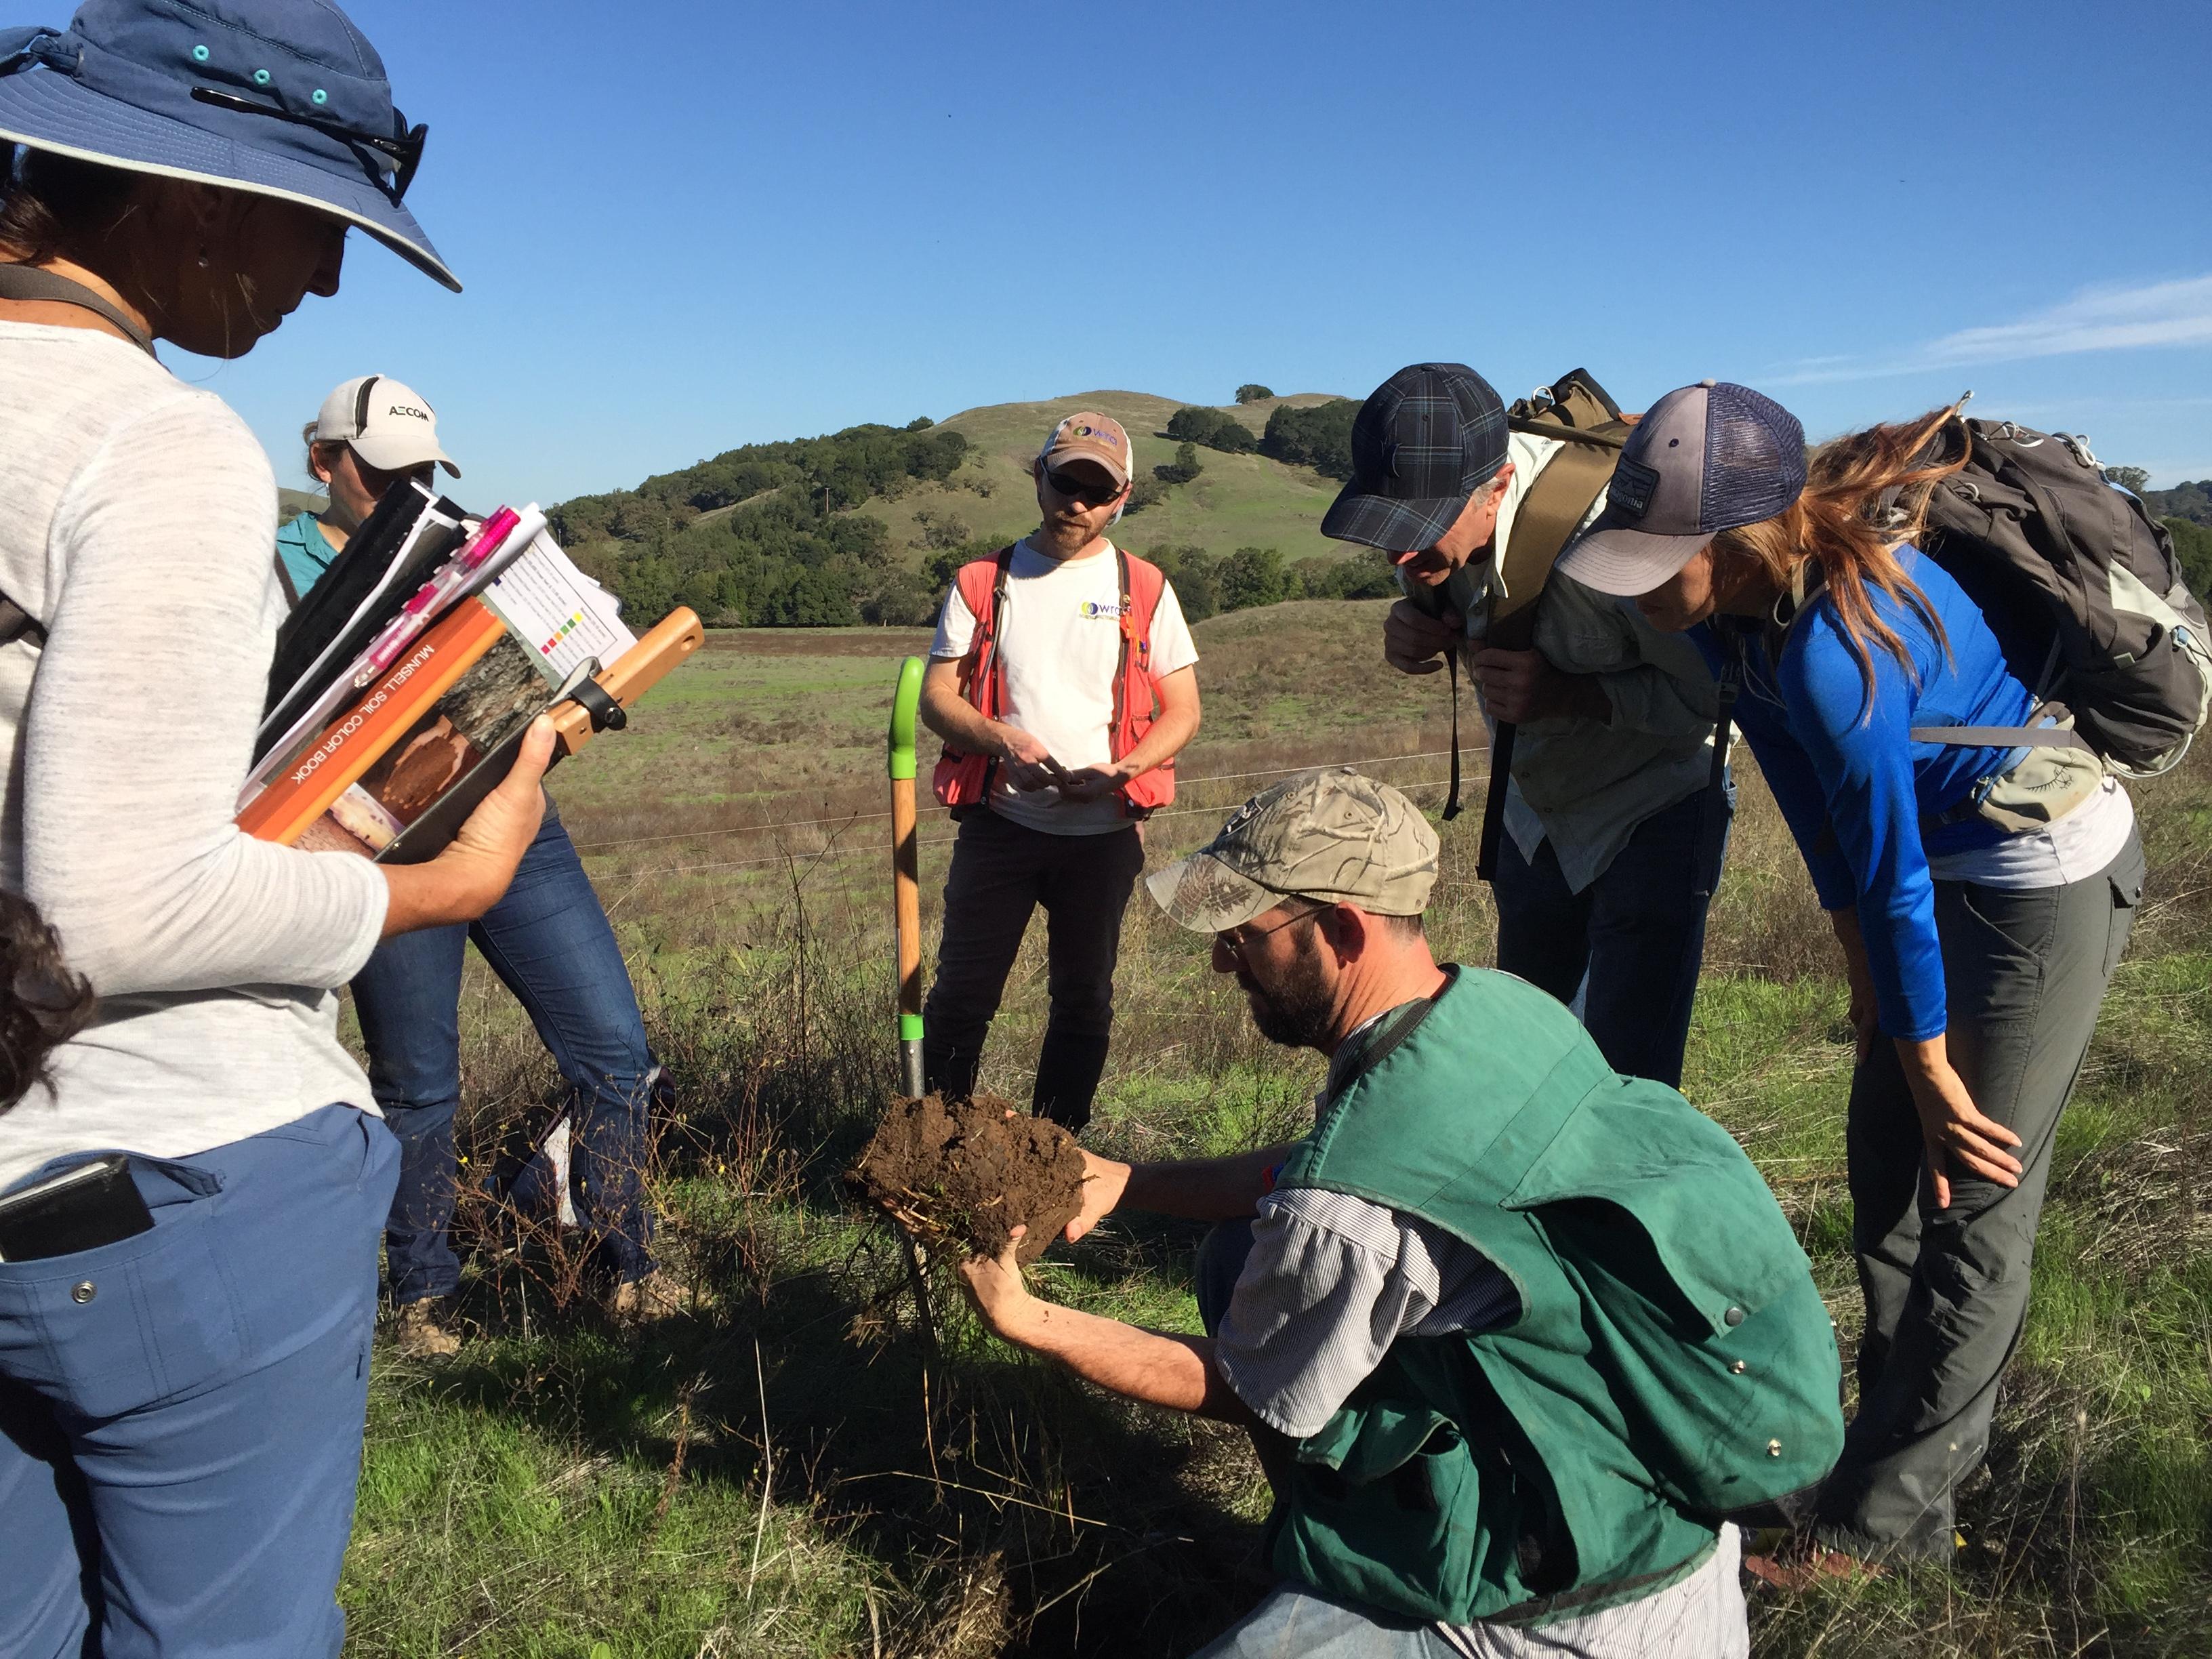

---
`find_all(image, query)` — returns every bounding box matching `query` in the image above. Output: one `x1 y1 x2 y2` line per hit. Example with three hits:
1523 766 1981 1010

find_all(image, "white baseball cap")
306 375 459 477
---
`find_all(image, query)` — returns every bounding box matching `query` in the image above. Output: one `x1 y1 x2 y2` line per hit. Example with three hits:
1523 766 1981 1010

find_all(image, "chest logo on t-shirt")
1080 599 1129 620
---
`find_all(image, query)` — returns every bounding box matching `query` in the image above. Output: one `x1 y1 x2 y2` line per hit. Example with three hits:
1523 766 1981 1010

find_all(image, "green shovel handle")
888 655 924 781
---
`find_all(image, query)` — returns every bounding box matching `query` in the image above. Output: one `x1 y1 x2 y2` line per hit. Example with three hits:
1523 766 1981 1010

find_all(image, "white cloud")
1774 275 2212 385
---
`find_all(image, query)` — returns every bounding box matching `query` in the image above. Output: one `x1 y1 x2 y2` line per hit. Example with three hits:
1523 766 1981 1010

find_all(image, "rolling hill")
537 390 1380 625
858 390 1353 568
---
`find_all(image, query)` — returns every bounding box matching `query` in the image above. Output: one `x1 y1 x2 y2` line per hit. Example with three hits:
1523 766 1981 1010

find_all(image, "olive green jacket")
1265 967 1842 1626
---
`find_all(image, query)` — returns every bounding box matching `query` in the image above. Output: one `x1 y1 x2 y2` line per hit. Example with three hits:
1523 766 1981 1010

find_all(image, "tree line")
1159 398 1360 479
547 419 970 627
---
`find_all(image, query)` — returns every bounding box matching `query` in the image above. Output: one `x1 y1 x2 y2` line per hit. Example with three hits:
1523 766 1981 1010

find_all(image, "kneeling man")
960 771 1841 1657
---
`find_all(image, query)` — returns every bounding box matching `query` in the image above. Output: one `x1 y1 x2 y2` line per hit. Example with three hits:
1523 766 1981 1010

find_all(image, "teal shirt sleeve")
273 511 339 602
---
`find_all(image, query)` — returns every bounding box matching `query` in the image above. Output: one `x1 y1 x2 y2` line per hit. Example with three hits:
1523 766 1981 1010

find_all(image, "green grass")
344 598 2212 1657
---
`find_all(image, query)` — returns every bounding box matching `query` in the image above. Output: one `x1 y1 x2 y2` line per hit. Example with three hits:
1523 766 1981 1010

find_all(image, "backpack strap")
945 546 1016 800
954 546 1016 718
1690 644 1742 901
0 263 156 356
1908 721 2095 752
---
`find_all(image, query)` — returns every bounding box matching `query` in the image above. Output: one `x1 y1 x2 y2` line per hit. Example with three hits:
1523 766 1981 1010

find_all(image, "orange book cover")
237 597 510 846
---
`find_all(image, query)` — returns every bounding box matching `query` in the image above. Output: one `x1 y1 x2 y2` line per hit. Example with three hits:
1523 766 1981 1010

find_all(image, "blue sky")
173 0 2212 513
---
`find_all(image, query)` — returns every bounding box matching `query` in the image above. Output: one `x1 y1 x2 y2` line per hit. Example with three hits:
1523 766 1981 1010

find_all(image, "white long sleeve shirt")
0 323 388 1192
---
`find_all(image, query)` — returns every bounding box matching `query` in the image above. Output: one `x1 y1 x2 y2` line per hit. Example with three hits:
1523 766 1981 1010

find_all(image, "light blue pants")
0 1104 398 1658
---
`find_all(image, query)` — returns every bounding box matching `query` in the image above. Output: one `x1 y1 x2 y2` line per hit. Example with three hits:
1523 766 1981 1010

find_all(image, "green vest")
1265 966 1843 1626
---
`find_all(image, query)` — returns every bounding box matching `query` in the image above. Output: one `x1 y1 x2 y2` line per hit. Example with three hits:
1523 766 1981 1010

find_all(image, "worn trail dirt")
847 1093 1086 1265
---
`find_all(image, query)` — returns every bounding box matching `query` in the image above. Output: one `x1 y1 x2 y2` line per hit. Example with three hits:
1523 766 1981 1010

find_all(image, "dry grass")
343 617 2212 1658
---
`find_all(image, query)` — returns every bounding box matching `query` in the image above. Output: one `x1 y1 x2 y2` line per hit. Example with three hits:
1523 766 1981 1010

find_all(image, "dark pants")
0 1105 398 1658
353 803 657 1303
1490 783 1729 1088
1816 833 2144 1560
921 807 1146 1131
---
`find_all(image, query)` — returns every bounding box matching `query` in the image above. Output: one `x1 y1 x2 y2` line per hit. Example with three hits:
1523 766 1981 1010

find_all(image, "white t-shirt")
930 538 1198 834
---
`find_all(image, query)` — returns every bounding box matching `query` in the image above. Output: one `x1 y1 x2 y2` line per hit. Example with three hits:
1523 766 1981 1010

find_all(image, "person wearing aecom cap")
1557 382 2144 1574
0 3 550 1653
919 411 1201 1131
275 371 460 600
1322 364 1728 1090
957 769 1843 1657
280 376 683 1359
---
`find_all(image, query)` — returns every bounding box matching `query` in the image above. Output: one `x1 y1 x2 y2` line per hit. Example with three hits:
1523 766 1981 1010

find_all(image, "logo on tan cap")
1039 411 1134 489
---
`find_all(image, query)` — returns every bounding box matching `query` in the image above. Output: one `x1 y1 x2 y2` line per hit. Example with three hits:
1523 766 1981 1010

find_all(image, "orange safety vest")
932 543 1175 817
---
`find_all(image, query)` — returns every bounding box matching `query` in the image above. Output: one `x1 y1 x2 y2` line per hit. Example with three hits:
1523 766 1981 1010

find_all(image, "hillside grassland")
342 605 2212 1657
857 392 1350 571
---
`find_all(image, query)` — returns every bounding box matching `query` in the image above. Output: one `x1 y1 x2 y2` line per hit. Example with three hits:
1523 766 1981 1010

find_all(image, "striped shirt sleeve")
1214 1187 1517 1438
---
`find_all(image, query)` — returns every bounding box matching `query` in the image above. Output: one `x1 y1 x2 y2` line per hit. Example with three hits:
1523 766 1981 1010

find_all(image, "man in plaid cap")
1321 365 1727 1089
957 770 1843 1655
918 411 1202 1130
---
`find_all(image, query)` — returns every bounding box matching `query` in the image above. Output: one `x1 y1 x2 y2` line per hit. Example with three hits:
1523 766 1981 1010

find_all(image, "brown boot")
610 1267 693 1326
391 1299 462 1359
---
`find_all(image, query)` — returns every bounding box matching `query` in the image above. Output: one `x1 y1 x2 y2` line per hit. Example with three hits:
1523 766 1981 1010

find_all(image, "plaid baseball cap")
1146 769 1439 935
1558 381 1807 596
1038 411 1134 489
1320 363 1509 555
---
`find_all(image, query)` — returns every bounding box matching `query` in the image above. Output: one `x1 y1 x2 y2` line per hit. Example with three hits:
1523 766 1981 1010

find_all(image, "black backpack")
1910 416 2212 777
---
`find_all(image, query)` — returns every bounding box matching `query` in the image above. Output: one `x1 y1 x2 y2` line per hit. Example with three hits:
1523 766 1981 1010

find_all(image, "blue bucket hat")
0 0 455 291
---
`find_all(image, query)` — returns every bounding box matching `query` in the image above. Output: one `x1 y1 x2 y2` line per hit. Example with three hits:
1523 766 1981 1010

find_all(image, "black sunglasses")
1044 466 1124 506
191 85 428 202
1217 901 1328 964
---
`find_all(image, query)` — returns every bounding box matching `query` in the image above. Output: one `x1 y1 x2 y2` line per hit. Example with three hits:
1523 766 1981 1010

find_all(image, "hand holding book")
377 713 555 937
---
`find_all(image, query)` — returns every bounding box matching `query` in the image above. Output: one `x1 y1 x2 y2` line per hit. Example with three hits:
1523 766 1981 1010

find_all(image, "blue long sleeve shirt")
1690 549 2034 1040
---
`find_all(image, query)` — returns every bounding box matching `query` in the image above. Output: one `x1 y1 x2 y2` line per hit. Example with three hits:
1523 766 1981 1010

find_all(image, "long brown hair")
1711 403 1970 714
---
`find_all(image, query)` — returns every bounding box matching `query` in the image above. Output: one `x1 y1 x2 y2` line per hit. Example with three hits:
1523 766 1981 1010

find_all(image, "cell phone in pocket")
0 1155 155 1261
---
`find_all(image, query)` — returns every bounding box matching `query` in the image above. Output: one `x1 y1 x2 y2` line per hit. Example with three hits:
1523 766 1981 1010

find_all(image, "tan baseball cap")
1038 411 1134 489
1147 769 1439 934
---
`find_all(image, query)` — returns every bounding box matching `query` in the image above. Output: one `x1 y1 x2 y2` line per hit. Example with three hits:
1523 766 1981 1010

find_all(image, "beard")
1240 933 1336 1050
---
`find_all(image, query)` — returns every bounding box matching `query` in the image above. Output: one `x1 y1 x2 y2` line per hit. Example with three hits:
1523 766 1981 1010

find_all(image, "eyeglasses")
1217 902 1326 964
191 86 428 202
1043 466 1124 506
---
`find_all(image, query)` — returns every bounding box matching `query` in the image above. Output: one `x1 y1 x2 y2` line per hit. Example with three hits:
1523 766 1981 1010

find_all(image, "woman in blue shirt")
1559 384 2143 1570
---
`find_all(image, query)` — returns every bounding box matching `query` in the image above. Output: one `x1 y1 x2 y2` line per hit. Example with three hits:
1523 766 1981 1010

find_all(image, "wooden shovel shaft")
887 656 927 1097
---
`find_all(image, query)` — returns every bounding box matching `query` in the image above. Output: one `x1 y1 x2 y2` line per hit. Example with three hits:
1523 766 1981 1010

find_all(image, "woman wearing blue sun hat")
0 4 554 1654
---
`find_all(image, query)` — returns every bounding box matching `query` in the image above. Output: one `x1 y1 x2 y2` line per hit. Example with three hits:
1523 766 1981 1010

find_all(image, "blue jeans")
0 1105 398 1659
353 802 656 1303
1490 783 1731 1088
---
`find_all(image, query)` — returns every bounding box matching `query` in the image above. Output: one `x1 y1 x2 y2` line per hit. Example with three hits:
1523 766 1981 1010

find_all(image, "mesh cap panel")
1701 383 1807 531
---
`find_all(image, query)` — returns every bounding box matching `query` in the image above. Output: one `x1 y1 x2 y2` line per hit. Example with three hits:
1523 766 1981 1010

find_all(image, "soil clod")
847 1093 1087 1265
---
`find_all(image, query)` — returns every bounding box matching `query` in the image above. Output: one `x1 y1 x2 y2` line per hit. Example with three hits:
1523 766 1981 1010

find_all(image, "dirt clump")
846 1093 1087 1265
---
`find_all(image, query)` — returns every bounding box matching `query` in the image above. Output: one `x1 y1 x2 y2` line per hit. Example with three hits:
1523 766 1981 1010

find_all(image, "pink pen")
351 507 522 687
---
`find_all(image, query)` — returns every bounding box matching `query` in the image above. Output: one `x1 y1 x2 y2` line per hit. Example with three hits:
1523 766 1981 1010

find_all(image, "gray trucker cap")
1557 381 1807 596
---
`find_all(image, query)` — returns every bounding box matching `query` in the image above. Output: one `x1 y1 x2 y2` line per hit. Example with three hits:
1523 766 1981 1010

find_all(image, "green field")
343 605 2212 1656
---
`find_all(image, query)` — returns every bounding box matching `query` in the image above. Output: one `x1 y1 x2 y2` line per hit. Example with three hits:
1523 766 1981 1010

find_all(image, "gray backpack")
1910 416 2212 778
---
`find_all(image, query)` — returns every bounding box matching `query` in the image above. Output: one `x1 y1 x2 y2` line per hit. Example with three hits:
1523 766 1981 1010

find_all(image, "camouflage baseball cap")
1146 769 1439 934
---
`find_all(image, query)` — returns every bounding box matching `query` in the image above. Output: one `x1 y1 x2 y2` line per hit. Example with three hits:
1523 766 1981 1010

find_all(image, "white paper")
481 533 637 679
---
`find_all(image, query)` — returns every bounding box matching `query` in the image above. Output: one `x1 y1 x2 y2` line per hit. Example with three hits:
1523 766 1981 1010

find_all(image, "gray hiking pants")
1816 831 2145 1559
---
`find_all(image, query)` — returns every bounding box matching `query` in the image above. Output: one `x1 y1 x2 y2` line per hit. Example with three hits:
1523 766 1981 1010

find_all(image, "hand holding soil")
846 1093 1087 1265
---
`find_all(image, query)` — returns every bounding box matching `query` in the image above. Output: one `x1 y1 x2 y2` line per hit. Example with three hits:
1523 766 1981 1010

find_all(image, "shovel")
885 655 939 1359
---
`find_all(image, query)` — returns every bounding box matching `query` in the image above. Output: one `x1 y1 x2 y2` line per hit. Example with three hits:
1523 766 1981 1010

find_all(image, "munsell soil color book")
237 494 701 860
